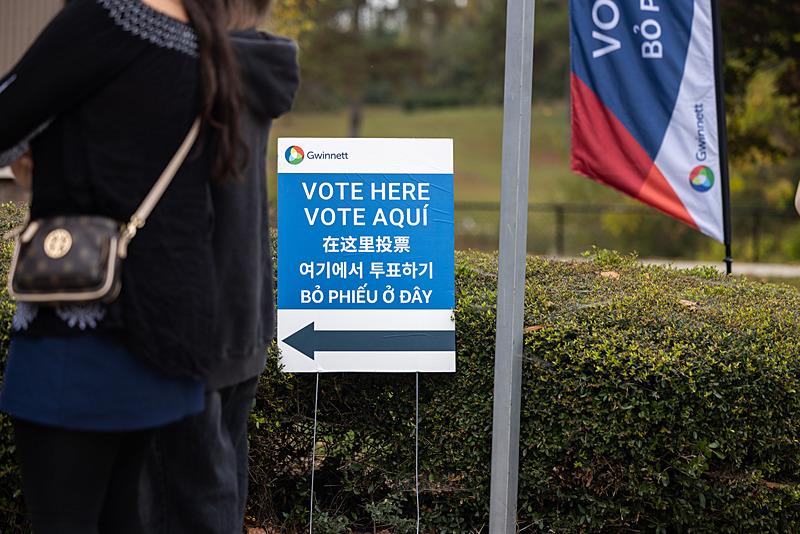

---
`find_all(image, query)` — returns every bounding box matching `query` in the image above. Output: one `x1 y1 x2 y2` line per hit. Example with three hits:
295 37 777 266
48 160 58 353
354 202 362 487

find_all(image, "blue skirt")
0 335 204 431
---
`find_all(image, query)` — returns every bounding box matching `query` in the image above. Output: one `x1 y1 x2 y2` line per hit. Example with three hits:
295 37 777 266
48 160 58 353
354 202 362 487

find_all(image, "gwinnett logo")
285 146 305 165
689 165 714 193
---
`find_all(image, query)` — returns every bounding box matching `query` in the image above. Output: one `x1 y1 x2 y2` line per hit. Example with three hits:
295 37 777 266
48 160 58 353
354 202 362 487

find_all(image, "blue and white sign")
277 138 456 373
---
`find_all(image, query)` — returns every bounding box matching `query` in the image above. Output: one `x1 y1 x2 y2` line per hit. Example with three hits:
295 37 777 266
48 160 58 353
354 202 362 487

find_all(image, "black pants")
13 419 152 533
144 377 259 534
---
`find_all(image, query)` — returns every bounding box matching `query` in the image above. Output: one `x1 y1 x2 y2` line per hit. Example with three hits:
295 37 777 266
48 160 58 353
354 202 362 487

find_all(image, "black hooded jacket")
206 31 299 389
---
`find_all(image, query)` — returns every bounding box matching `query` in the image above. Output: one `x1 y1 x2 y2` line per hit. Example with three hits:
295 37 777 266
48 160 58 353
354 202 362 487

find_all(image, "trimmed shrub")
0 202 800 531
246 248 800 532
0 202 29 532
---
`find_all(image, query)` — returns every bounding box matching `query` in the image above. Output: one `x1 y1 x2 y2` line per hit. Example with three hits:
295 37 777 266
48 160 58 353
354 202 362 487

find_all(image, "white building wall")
0 0 62 192
0 0 63 74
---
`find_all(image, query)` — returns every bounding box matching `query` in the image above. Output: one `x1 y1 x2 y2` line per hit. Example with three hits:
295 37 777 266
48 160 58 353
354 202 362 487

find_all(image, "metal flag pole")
711 0 733 274
489 0 536 530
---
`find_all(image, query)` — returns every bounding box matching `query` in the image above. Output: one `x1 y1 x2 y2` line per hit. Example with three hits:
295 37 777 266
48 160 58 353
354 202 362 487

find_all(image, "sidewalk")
641 259 800 279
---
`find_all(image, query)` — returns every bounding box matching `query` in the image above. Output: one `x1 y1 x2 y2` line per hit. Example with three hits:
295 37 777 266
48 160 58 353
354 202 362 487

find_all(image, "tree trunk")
348 99 363 138
348 0 365 138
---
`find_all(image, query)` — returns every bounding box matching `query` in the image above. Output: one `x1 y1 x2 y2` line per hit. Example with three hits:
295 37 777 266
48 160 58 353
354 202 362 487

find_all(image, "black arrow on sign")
282 322 455 360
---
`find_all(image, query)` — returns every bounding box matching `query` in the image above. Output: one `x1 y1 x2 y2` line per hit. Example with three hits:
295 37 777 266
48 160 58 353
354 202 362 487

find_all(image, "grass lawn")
267 104 797 262
266 104 708 257
268 103 620 204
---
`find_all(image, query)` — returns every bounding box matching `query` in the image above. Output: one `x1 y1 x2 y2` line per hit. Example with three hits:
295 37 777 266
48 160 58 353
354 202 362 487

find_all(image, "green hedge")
2 202 800 531
0 203 29 532
246 248 800 533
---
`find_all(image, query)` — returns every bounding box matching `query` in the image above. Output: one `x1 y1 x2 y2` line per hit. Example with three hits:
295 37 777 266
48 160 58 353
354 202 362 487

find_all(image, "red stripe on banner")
570 73 697 230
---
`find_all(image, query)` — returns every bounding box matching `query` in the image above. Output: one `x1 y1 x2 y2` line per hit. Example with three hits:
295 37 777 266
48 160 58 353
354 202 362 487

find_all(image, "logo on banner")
285 146 305 165
689 165 715 193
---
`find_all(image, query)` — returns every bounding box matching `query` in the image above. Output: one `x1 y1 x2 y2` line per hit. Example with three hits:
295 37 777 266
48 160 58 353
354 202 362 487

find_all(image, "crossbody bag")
7 119 201 305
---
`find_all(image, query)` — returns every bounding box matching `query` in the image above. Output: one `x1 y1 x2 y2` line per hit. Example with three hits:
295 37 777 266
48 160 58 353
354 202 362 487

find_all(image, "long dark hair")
183 0 244 181
225 0 272 29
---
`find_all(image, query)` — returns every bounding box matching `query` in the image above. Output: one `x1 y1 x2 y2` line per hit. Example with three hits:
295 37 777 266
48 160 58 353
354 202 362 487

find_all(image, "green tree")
721 0 800 110
279 0 425 135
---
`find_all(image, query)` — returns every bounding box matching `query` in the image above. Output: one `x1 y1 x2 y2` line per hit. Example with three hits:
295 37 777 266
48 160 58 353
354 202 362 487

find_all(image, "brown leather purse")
7 119 200 305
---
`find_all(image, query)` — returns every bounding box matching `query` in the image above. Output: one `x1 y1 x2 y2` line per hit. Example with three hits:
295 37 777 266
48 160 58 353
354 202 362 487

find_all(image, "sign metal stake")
489 0 536 531
415 372 421 534
309 372 320 534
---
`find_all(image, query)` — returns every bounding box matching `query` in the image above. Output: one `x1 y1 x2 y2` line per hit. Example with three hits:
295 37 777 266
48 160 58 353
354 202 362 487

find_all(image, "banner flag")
570 0 725 243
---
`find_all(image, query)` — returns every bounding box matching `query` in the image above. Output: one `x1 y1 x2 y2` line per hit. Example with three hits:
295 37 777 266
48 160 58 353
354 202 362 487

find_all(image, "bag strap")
119 118 201 256
130 118 201 230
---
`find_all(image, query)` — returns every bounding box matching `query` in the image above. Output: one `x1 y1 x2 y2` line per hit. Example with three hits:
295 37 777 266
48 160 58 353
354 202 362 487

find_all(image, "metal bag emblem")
43 229 72 259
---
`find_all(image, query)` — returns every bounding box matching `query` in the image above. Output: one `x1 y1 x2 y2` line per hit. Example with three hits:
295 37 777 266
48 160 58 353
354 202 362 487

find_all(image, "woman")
0 0 244 531
145 1 299 531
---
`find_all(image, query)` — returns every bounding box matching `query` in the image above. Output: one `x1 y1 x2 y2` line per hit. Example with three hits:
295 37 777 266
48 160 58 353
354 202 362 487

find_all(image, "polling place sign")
277 138 455 373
